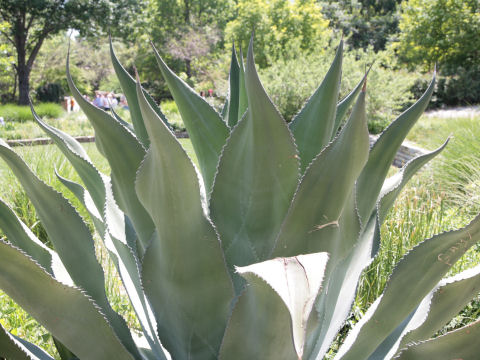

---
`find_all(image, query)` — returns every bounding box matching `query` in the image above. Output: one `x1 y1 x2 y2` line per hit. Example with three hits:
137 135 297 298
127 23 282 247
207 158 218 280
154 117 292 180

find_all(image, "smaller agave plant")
0 34 479 360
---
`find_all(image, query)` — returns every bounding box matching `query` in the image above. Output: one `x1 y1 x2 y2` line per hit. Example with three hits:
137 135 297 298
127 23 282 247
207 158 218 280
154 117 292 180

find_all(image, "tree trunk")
17 64 30 105
185 58 192 79
15 27 30 105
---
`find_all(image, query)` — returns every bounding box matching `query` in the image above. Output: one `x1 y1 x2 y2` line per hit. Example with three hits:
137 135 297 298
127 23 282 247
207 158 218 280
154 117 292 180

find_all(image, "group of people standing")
91 91 128 111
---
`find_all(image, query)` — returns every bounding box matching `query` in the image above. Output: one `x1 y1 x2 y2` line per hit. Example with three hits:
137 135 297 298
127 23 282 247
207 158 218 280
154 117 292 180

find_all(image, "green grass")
160 99 185 131
1 111 94 140
0 103 64 123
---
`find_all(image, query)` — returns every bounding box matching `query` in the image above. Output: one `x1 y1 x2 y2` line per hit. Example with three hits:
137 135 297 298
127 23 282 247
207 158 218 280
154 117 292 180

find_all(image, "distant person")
120 94 129 110
93 93 103 108
208 89 213 97
101 94 109 111
0 117 4 126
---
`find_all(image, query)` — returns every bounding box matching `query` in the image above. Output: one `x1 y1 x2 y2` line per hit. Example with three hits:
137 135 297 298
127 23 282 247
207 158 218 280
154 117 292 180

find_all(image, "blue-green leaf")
135 78 234 359
335 213 480 360
289 41 343 173
151 42 230 194
356 74 435 224
66 52 155 257
0 241 135 360
210 37 299 293
396 319 480 360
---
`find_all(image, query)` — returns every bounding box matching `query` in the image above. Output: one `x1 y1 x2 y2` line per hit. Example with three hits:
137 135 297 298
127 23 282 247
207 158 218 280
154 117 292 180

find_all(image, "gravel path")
424 105 480 118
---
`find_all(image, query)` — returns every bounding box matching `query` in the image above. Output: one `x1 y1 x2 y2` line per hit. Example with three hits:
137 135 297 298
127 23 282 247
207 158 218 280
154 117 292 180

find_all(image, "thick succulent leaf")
221 253 329 359
31 104 106 213
151 42 229 194
273 90 369 259
395 319 480 360
55 171 106 239
135 79 234 359
210 38 299 293
0 140 140 358
111 106 135 133
66 54 155 256
335 213 480 360
334 70 369 135
52 338 78 360
103 181 166 359
0 322 54 360
237 48 248 121
0 241 134 360
110 38 149 147
365 265 480 360
225 43 240 128
368 138 449 256
307 209 375 360
0 195 72 286
356 75 435 223
0 198 52 272
397 265 480 352
289 41 343 173
378 138 449 224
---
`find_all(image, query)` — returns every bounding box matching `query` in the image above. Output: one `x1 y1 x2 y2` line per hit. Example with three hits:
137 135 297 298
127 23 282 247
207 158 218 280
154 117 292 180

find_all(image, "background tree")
0 0 140 105
319 0 402 51
0 21 15 102
394 0 480 73
225 0 331 68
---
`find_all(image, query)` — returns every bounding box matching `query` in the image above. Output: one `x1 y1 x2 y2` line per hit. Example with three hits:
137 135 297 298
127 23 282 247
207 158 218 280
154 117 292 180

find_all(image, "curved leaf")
210 37 299 293
151 42 229 194
289 41 343 173
396 319 480 360
0 140 139 359
110 38 150 147
273 90 369 259
135 78 234 359
335 213 480 360
397 265 480 352
0 322 53 360
66 52 155 256
334 69 369 135
0 241 134 360
221 253 329 359
225 43 240 128
356 74 435 223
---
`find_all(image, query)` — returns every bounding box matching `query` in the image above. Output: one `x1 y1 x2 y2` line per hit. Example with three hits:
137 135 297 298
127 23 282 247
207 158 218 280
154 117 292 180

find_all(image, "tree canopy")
395 0 480 73
225 0 330 68
0 0 140 104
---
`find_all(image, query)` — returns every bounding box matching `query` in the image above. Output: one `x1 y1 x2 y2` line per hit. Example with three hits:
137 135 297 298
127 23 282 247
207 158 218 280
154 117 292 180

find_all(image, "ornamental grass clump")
0 36 479 359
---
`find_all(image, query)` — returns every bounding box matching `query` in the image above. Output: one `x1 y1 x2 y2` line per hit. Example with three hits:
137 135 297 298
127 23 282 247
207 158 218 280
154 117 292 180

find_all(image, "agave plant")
0 35 479 360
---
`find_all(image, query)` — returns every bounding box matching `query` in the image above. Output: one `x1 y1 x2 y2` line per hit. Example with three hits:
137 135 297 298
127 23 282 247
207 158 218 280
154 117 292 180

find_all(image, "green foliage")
0 37 479 360
320 0 402 51
411 68 480 108
0 103 63 123
395 0 480 73
260 46 417 133
225 0 331 68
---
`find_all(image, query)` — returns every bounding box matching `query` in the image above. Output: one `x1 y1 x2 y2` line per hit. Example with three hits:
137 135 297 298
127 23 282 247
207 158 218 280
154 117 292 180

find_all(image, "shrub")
412 66 480 109
35 83 64 103
0 37 479 359
260 46 417 133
